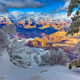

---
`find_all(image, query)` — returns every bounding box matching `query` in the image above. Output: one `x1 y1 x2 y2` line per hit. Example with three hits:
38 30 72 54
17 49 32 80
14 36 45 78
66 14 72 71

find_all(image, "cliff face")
24 20 80 49
0 17 80 50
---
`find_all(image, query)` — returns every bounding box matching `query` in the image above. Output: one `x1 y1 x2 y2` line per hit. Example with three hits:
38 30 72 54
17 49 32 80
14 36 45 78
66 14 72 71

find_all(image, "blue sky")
8 0 65 13
0 0 72 15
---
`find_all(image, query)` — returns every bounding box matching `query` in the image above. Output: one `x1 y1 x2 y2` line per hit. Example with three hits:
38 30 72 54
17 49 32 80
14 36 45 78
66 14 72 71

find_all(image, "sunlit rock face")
26 31 80 49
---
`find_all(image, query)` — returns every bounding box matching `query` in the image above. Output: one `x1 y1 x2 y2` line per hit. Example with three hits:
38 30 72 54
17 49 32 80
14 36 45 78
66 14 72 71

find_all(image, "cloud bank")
0 0 44 13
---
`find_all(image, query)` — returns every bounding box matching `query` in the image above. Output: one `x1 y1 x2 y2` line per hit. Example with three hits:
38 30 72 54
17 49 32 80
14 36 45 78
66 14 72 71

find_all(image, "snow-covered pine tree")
0 23 32 68
0 24 16 54
66 0 80 36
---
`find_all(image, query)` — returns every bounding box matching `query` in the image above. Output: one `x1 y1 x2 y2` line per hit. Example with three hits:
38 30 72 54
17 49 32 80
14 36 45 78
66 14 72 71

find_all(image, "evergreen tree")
66 0 80 36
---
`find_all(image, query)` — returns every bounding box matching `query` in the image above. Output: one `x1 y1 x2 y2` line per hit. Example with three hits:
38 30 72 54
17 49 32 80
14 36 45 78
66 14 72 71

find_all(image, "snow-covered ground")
0 52 80 80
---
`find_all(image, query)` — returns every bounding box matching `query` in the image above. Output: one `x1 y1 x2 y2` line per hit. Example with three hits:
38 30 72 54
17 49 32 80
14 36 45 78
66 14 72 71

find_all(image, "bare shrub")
39 48 69 66
34 54 40 64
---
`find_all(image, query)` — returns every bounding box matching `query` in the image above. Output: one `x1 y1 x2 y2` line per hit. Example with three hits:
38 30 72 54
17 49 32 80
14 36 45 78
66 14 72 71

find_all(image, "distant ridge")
18 27 58 38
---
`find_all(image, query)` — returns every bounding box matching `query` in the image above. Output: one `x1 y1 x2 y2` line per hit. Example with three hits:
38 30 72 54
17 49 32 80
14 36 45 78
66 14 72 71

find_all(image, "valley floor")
0 53 80 80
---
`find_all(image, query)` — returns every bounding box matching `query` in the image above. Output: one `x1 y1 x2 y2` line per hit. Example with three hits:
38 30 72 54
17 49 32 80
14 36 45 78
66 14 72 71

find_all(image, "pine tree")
66 0 80 36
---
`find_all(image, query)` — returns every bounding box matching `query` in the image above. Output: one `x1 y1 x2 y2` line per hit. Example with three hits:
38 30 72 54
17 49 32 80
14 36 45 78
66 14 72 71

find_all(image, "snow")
0 52 80 80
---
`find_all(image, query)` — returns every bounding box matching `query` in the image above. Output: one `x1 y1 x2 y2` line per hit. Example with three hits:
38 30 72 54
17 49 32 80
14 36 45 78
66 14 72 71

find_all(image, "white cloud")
62 0 71 10
52 0 71 13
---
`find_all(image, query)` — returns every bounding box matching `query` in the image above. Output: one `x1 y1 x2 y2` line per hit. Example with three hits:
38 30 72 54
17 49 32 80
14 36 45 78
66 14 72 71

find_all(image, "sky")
0 0 70 14
8 0 64 13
